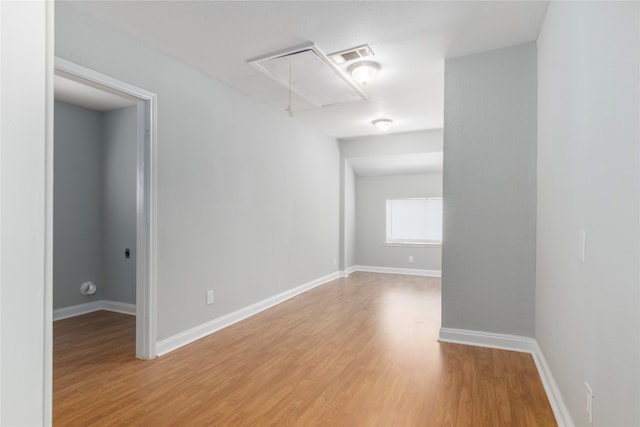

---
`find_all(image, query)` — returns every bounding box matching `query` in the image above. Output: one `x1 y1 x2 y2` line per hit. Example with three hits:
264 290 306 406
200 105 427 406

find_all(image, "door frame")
53 57 158 359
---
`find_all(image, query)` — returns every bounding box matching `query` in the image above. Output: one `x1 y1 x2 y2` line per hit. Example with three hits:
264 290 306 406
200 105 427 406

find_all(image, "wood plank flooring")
54 272 556 426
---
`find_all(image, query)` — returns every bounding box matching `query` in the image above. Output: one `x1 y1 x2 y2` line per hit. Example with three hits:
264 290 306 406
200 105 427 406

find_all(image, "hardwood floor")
54 272 556 426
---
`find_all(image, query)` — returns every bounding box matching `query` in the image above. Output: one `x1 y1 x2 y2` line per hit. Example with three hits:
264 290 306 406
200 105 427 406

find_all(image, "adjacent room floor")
53 272 556 426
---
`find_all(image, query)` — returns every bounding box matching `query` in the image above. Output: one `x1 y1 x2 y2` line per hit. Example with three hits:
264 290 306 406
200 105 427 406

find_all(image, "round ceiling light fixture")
372 118 393 131
348 61 380 84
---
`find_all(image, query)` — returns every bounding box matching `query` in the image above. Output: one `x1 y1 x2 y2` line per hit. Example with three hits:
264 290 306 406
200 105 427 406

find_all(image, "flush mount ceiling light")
372 118 393 131
348 61 380 85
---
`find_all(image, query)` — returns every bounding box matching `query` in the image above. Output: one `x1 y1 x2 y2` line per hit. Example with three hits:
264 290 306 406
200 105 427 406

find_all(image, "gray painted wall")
56 2 340 341
340 130 443 271
442 42 537 337
102 105 137 304
53 101 105 308
344 161 356 269
54 101 138 308
355 173 442 270
536 2 639 425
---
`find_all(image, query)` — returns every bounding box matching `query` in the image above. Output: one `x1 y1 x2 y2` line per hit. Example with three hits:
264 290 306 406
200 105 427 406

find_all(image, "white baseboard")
341 266 357 277
438 327 574 427
53 299 136 321
102 300 136 316
354 265 442 278
531 341 575 427
438 327 535 353
53 301 104 321
156 271 341 356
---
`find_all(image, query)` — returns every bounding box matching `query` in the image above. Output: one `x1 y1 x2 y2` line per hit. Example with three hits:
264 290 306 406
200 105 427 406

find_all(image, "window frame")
385 197 443 247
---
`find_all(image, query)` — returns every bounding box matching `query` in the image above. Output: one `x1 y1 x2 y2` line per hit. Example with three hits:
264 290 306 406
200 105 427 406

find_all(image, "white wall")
355 173 442 271
56 3 340 341
53 101 105 308
0 1 52 425
536 2 639 425
442 42 537 337
340 129 442 159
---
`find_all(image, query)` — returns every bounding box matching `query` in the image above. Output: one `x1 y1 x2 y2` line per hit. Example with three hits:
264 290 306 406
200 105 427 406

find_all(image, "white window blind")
386 198 442 244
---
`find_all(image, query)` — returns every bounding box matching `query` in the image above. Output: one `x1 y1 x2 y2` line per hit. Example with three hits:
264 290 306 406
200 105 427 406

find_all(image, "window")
386 198 442 245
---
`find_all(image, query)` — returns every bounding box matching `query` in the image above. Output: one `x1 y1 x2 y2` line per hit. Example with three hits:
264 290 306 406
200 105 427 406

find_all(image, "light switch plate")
579 230 587 263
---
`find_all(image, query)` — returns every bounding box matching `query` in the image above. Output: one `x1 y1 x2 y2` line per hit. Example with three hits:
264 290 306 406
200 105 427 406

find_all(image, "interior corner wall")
53 101 105 309
102 105 137 305
442 42 537 337
339 129 444 272
536 2 640 425
55 2 340 341
1 1 50 424
343 160 356 270
54 102 137 309
355 173 442 271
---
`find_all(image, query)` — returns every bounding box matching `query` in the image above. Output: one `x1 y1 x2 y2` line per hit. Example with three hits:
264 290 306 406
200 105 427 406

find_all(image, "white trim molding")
341 266 357 277
438 328 574 426
354 265 441 278
438 327 535 353
102 300 137 316
55 56 158 360
53 300 136 321
383 242 442 248
156 271 342 356
531 341 575 427
53 301 103 321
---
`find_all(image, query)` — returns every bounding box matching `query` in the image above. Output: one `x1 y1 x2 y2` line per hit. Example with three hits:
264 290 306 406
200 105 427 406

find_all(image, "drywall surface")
344 161 356 269
54 102 138 308
56 3 340 341
340 129 442 159
339 129 443 271
53 101 105 308
355 173 442 270
537 2 639 425
0 1 50 424
102 105 137 304
442 42 536 337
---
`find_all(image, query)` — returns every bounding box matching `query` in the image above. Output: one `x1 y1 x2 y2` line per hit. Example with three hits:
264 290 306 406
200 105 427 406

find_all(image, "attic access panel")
249 44 367 108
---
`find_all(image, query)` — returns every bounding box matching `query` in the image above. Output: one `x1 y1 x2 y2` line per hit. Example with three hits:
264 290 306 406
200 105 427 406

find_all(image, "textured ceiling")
68 1 549 139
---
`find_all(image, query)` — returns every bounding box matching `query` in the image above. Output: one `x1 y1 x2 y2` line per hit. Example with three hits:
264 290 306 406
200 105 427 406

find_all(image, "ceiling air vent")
248 43 367 107
329 45 375 65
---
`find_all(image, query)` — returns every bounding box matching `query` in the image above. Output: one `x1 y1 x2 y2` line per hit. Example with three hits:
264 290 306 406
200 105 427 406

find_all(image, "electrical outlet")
206 290 214 305
409 255 414 264
585 382 593 424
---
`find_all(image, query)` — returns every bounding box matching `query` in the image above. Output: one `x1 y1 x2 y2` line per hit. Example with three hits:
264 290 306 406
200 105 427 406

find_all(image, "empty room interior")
1 1 639 426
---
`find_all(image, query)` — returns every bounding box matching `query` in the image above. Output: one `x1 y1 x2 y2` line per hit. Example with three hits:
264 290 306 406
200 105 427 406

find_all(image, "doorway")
53 57 157 359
